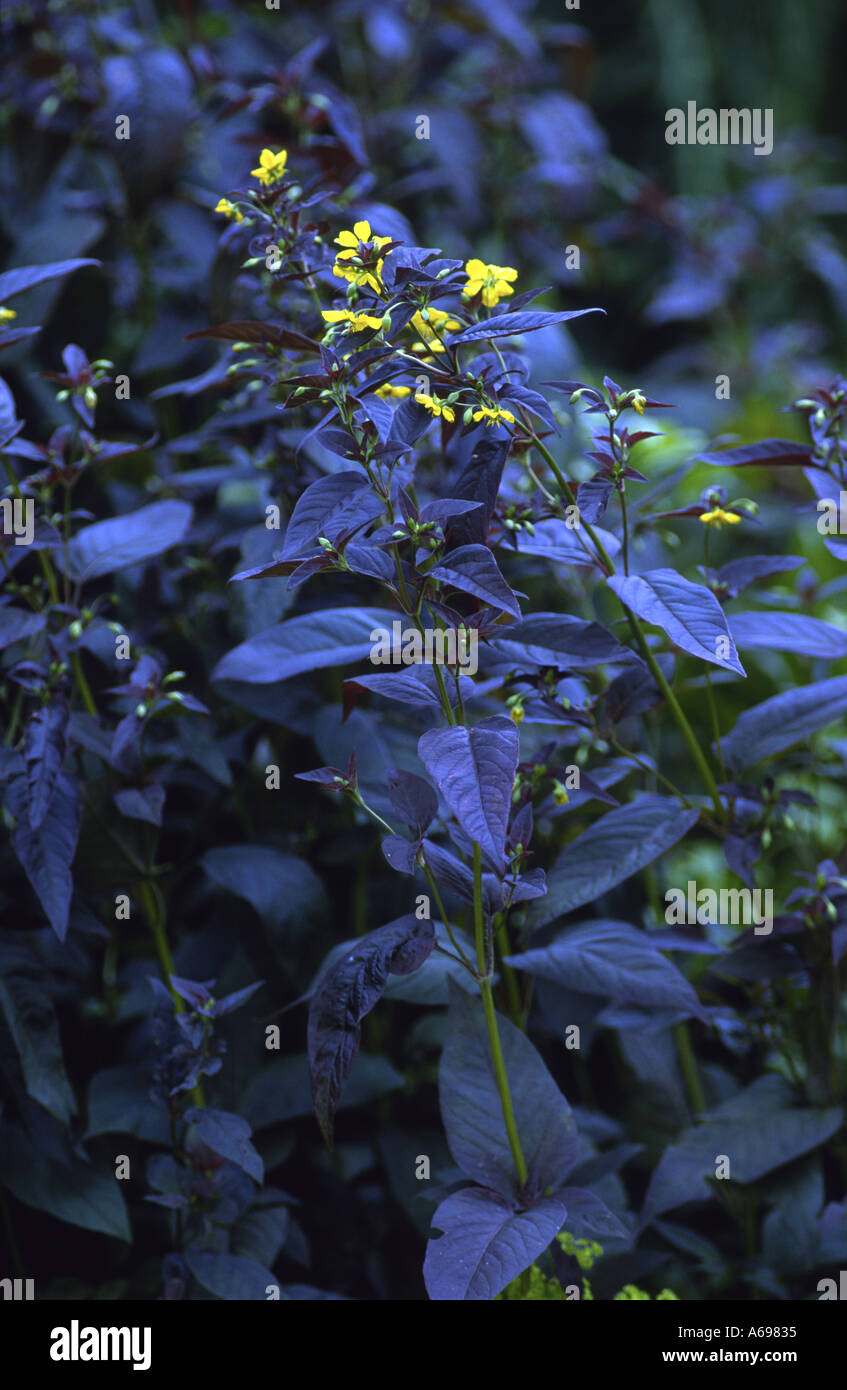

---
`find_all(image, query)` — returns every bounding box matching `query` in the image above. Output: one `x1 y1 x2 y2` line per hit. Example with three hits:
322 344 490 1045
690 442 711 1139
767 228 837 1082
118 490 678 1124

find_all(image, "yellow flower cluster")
414 393 455 422
410 307 461 355
214 198 243 224
333 221 391 293
0 306 16 322
251 148 288 186
322 309 384 333
473 405 515 428
463 258 518 307
700 507 742 528
375 382 411 400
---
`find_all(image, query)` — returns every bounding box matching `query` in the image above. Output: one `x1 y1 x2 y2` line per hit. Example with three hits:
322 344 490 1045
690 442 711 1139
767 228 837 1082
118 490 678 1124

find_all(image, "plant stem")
138 879 204 1107
495 918 524 1026
627 615 726 822
70 650 97 716
673 1021 706 1115
473 842 528 1188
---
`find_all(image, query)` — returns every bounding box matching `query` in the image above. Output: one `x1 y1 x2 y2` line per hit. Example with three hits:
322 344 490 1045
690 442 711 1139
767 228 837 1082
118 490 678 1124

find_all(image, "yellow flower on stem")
700 507 742 528
409 307 461 354
322 309 384 333
0 306 16 322
463 258 518 308
250 148 288 186
333 221 392 292
472 405 516 428
415 393 455 423
214 198 243 224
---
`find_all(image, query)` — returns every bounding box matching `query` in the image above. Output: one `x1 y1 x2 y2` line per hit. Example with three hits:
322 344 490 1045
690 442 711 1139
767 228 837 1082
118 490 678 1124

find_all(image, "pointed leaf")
418 715 519 873
212 607 397 684
608 569 746 675
507 920 707 1020
429 543 522 618
440 979 579 1199
529 795 700 929
61 500 193 582
308 915 435 1145
424 1187 568 1300
719 677 847 770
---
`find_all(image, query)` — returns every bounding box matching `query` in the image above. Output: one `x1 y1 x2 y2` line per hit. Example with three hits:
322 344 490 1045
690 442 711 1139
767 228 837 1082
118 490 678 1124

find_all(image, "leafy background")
0 0 846 1301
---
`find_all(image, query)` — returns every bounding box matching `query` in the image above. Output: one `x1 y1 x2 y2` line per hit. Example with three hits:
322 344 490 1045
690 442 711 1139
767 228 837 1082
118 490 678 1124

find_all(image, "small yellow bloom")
375 382 411 400
322 309 384 332
472 405 516 428
700 507 742 528
510 704 525 725
250 148 288 186
0 306 17 322
552 780 569 806
463 258 518 308
214 197 243 223
632 393 646 415
415 393 455 423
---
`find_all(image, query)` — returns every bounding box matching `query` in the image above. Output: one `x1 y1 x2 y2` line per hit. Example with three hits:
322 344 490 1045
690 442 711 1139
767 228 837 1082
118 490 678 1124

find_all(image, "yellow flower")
0 306 16 322
510 704 525 725
552 780 569 806
463 258 518 308
409 307 461 353
214 198 243 223
333 221 392 293
375 382 411 400
250 148 288 186
472 405 516 428
415 393 455 423
322 309 384 333
632 393 646 415
700 507 742 528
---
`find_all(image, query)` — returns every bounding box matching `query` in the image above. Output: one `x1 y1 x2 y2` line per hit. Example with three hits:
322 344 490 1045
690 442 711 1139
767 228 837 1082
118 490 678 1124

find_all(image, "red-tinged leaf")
0 327 41 352
185 321 318 352
448 308 603 345
693 438 814 468
308 915 435 1145
0 259 100 303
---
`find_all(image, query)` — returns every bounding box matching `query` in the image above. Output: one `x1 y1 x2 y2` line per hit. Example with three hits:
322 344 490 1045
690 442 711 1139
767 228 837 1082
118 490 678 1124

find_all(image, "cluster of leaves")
0 0 846 1302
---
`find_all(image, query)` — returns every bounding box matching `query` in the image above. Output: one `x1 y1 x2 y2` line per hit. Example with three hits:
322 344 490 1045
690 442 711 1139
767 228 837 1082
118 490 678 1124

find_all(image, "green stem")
138 879 204 1107
627 614 725 822
70 650 97 716
473 842 528 1188
495 919 524 1026
423 865 475 973
673 1021 706 1115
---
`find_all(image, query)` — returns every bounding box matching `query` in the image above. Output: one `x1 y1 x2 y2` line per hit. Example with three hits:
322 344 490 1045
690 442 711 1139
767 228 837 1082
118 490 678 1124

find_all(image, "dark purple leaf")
23 698 69 829
6 771 81 940
719 677 847 771
0 258 100 303
418 716 519 873
608 569 746 675
429 543 522 619
448 308 603 345
439 979 579 1198
424 1187 568 1300
386 768 438 834
694 439 814 468
308 915 435 1145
